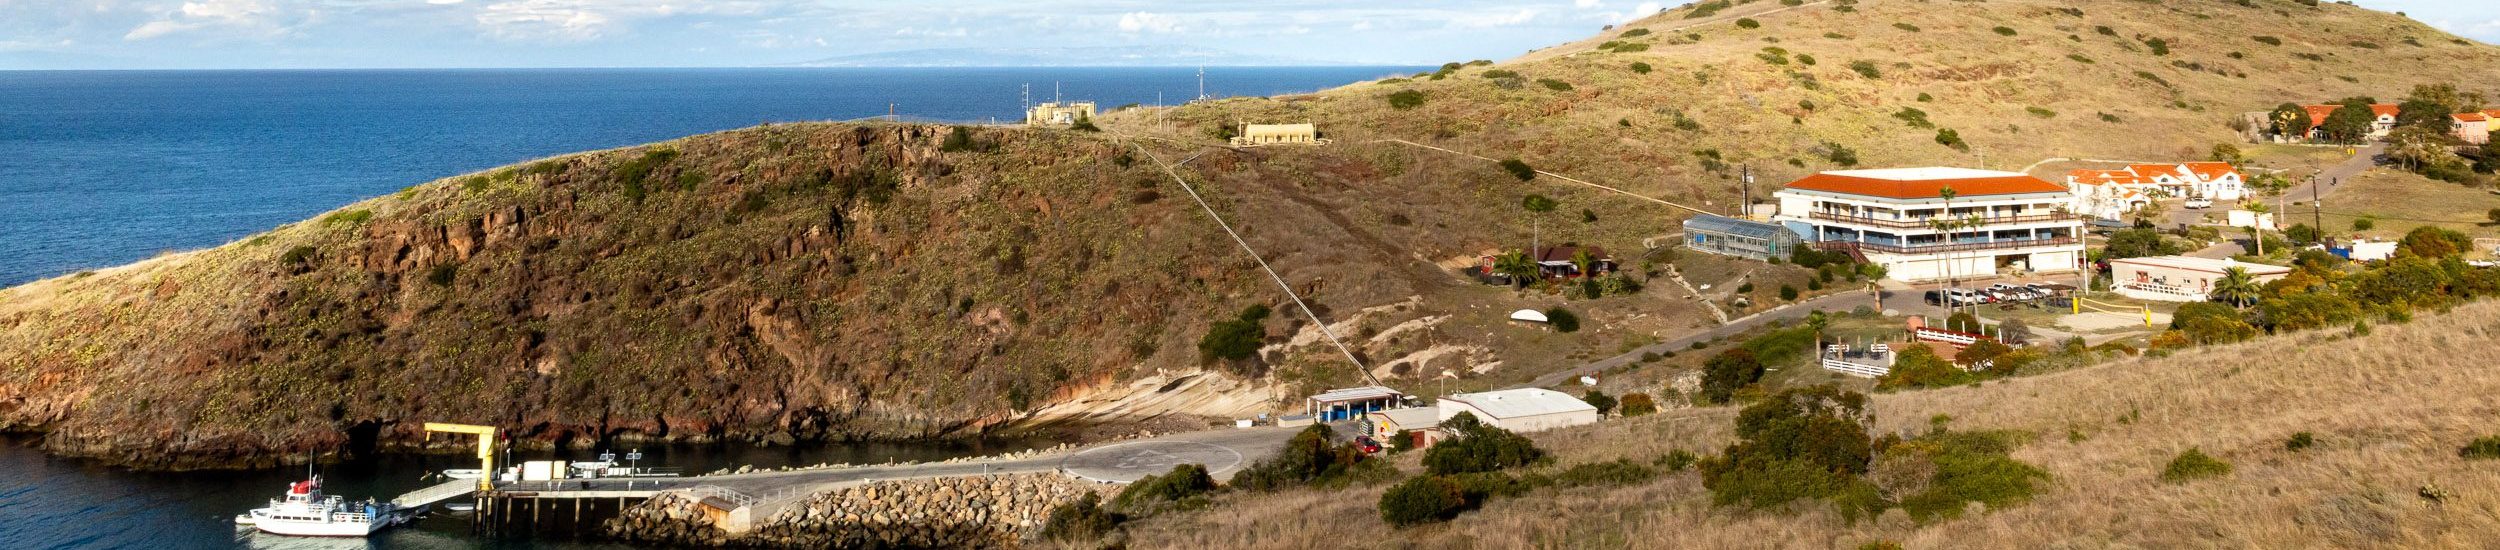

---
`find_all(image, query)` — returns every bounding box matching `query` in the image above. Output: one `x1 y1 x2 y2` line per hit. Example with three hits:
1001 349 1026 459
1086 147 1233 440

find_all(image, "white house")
1436 388 1598 433
2109 256 2291 302
2065 169 2155 219
1774 167 2085 282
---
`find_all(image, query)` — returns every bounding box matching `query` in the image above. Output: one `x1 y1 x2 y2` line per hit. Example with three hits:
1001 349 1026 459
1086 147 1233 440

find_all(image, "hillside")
1116 297 2500 548
1118 0 2500 200
8 0 2500 471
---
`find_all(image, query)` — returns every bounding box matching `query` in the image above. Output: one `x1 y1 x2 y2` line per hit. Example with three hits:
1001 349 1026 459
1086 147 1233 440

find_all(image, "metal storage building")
1684 214 1805 262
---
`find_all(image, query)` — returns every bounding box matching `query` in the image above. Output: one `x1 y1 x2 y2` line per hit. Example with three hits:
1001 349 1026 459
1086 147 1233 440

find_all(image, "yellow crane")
423 423 497 491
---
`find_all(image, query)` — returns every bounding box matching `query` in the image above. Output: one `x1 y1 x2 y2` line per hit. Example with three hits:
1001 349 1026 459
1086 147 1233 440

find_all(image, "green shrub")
1700 348 1765 404
1423 412 1547 475
1480 69 1520 79
1197 305 1271 363
1546 307 1580 333
424 264 457 287
1582 390 1617 415
2160 448 2233 482
1115 464 1217 514
1892 107 1933 129
2253 35 2282 46
1621 28 1652 38
2144 37 2170 55
1658 449 1698 471
1554 459 1658 487
609 148 680 202
280 246 317 267
1849 60 1881 79
1235 424 1370 491
2460 436 2500 459
1070 118 1101 132
938 126 983 152
1992 26 2017 36
1499 158 1537 181
1893 22 1919 32
1779 285 1800 301
1821 141 1859 166
1795 53 1816 66
1379 476 1468 527
322 209 373 227
1736 18 1760 29
2026 106 2057 118
462 176 489 193
1889 430 2049 522
2285 432 2315 452
1040 492 1122 543
1685 0 1732 19
1620 393 1658 416
1386 90 1427 110
1535 78 1574 91
1630 62 1654 74
1935 128 1967 151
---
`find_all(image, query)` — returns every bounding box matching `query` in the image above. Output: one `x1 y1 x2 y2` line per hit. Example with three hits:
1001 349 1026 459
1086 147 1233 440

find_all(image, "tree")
2318 101 2376 144
1492 250 1537 288
1954 339 2013 371
2269 103 2311 138
2104 228 2179 259
1545 307 1581 333
1423 411 1546 475
1702 386 1877 509
1521 194 1559 261
1619 393 1659 416
2210 267 2262 308
2284 223 2321 245
1570 249 1598 279
1197 305 1271 363
2397 226 2473 259
2209 143 2243 164
1378 476 1467 527
1582 389 1617 415
1700 348 1767 404
1995 318 2031 344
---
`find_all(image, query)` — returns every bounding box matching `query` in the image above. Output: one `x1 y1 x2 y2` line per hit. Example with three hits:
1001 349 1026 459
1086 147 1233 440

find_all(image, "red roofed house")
1774 168 2084 282
2063 169 2154 220
2298 103 2404 140
2455 112 2491 145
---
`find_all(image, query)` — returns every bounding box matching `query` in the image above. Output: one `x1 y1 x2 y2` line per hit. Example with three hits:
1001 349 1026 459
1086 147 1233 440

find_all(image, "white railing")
2116 281 2206 301
1913 327 1986 346
1821 357 1890 378
677 485 760 509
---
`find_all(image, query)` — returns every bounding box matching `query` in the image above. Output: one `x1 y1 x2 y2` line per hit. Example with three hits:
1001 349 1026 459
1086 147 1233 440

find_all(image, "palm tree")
2211 266 2261 308
1937 186 1961 313
1492 250 1538 288
1570 249 1598 279
1522 194 1559 261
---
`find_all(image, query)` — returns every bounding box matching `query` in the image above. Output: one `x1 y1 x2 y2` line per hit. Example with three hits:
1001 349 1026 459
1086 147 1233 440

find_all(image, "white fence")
1821 357 1890 378
2114 281 2206 302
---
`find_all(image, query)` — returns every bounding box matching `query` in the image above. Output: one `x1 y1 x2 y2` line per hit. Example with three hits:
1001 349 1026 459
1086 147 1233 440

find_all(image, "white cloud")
1116 11 1181 34
475 0 613 42
1613 2 1663 24
1574 0 1602 9
1451 8 1539 29
123 0 306 41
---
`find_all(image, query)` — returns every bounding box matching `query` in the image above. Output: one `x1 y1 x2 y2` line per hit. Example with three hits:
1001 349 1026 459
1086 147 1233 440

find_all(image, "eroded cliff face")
0 124 1273 469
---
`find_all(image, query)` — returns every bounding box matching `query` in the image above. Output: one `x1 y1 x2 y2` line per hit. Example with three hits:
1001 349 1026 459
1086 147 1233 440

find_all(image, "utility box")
520 460 568 481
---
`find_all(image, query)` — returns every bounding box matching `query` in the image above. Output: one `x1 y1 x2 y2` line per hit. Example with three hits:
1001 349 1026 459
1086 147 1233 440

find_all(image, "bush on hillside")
1234 424 1369 491
1700 348 1766 404
1582 389 1617 415
1039 492 1122 543
1893 22 1919 32
1736 18 1760 29
2160 448 2232 482
2460 436 2500 459
2285 432 2316 452
1849 60 1882 79
1536 78 1575 91
1630 62 1654 74
1884 430 2050 522
1619 393 1659 416
1553 459 1659 487
1935 128 1968 151
1378 476 1468 527
1821 142 1860 166
1114 463 1217 515
1702 386 1880 515
1197 305 1271 363
1991 26 2017 36
1545 307 1581 333
1386 90 1427 110
1423 412 1547 475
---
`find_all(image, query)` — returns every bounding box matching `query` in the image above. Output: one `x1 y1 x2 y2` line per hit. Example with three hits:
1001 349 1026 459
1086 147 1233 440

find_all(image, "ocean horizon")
0 66 1422 287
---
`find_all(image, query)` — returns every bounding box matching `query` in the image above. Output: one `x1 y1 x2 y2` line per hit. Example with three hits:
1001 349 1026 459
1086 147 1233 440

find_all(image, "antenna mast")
1197 67 1207 101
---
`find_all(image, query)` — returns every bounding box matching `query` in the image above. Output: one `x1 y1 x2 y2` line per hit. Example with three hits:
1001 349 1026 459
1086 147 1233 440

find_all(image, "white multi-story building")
1773 167 2085 282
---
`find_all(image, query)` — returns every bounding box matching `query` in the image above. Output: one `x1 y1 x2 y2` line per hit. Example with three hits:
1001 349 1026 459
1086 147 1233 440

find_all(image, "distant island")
780 45 1362 67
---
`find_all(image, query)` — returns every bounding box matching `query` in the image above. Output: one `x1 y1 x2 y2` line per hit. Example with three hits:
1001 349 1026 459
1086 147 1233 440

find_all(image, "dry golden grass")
1124 298 2500 548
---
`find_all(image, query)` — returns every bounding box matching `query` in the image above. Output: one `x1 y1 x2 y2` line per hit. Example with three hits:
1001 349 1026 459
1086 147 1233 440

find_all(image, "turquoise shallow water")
0 66 1421 287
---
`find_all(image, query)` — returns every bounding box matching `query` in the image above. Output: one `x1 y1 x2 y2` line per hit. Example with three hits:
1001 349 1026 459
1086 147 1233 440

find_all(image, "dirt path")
1521 288 1881 389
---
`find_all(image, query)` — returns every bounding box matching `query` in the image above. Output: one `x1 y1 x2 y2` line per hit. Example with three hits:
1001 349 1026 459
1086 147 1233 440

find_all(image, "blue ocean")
0 67 1419 287
0 66 1415 549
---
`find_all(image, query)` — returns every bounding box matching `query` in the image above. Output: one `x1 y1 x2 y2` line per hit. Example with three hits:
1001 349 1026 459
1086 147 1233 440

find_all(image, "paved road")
2290 142 2383 203
1522 288 1881 389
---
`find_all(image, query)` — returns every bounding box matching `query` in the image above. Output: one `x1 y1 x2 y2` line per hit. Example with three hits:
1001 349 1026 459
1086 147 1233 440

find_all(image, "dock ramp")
394 479 477 508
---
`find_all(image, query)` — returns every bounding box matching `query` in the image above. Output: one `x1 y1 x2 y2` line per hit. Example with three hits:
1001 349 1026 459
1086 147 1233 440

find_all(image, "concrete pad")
1057 441 1244 483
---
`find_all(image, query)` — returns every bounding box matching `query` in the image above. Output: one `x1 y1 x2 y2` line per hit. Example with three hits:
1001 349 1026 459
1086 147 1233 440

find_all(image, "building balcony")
1806 211 2078 230
1814 237 2079 256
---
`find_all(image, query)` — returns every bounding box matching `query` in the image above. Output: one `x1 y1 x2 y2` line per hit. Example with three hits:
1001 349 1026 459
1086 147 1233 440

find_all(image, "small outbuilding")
1366 406 1444 449
1026 101 1097 126
1684 214 1806 262
2109 256 2291 302
1306 385 1406 423
1230 123 1330 147
1436 388 1598 433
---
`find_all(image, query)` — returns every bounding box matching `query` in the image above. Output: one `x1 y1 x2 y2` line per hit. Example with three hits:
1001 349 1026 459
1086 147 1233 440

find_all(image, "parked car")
2184 198 2214 209
1989 283 2044 301
1355 436 1383 454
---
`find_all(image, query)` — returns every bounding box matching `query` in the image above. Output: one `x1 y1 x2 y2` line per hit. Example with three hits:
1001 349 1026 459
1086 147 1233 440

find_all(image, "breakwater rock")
606 473 1104 548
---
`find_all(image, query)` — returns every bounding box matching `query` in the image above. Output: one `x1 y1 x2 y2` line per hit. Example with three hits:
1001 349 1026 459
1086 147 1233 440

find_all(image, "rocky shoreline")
606 473 1104 548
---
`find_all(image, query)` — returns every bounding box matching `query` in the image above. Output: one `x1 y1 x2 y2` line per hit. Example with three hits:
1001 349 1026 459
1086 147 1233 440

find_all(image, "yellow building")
1230 123 1329 146
1025 101 1096 126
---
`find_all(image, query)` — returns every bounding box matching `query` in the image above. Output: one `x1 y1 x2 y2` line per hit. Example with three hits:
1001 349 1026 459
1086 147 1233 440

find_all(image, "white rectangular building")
1772 167 2085 282
2109 256 2291 302
1436 388 1597 433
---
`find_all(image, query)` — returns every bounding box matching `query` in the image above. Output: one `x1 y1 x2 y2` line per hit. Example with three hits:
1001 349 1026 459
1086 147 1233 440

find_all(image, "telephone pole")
1740 165 1753 219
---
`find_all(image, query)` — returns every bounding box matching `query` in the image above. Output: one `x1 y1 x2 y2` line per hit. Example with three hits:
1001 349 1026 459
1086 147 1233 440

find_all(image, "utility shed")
2109 256 2291 302
1367 406 1444 448
1231 123 1330 146
1685 214 1805 262
1437 388 1597 433
1307 386 1405 423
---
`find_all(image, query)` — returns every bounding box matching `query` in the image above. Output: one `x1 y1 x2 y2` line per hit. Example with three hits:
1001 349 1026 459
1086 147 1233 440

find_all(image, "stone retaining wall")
605 473 1104 548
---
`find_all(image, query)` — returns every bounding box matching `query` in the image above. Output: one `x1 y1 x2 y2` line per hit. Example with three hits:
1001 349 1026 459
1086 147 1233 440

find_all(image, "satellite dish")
1509 309 1550 323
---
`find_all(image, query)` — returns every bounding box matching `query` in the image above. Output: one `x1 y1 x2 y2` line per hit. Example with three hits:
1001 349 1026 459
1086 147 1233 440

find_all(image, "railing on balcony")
1807 211 2077 230
1814 237 2079 255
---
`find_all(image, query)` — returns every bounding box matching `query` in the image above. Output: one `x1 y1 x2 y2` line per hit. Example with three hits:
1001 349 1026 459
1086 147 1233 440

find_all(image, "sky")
0 0 2492 69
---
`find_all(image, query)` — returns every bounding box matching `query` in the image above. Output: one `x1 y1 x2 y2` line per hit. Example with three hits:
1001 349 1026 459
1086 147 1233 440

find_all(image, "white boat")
241 477 406 537
439 469 484 480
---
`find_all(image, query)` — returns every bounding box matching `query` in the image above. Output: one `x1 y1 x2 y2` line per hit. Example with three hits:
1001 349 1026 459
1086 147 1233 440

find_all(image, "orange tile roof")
2369 104 2400 117
2457 113 2490 123
2301 105 2339 128
2180 162 2238 181
2068 169 2149 186
1784 168 2067 199
2126 164 2187 180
